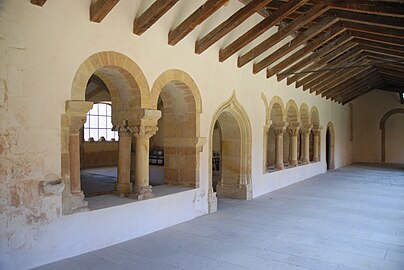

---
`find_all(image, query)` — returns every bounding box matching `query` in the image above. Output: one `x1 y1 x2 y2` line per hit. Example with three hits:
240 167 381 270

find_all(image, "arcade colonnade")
61 51 333 215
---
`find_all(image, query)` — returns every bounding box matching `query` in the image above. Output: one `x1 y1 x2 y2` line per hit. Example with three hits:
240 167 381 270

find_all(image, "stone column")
131 125 158 200
301 126 312 164
64 100 93 214
288 126 300 167
312 128 321 162
114 123 133 196
69 114 88 195
274 124 287 170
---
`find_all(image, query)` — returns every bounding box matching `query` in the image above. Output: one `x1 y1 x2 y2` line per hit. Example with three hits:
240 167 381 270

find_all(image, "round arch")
150 69 202 114
310 106 320 127
284 100 299 124
299 103 310 126
267 96 285 125
71 51 150 108
208 92 252 213
379 108 404 162
149 69 204 188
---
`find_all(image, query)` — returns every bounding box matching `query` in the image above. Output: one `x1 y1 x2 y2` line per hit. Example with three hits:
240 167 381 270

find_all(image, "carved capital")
288 127 300 136
113 122 133 137
69 115 87 134
273 122 288 136
300 124 313 136
132 125 158 139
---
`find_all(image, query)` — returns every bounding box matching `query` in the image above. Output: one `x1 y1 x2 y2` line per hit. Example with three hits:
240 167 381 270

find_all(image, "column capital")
113 121 133 137
132 125 158 139
288 126 300 136
300 124 313 135
68 114 87 134
273 122 288 135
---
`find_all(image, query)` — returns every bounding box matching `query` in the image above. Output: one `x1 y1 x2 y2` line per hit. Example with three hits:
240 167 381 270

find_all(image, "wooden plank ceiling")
33 0 404 104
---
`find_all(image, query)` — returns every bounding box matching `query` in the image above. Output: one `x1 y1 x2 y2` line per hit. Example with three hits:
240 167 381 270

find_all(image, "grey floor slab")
34 164 404 270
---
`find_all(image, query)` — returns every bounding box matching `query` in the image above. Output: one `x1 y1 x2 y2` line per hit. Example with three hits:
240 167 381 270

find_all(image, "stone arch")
150 69 204 188
299 104 310 162
150 69 202 114
308 106 321 162
264 96 285 171
71 51 151 109
267 96 285 125
299 104 310 126
310 106 320 127
326 122 335 170
379 108 404 162
208 92 252 213
284 100 299 124
62 51 152 215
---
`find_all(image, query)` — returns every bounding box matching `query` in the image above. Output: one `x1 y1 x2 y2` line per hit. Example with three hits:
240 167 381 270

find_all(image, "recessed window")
83 102 118 141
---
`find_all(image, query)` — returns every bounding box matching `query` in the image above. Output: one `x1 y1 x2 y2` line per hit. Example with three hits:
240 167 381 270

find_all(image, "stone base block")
71 192 89 213
129 185 154 200
208 192 217 213
216 183 252 200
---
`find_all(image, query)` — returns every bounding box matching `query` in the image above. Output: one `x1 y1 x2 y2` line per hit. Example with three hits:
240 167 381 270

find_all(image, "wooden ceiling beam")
311 59 373 94
362 47 404 60
354 39 404 53
339 79 385 104
284 37 356 84
195 0 272 54
31 0 47 6
295 46 363 89
254 15 340 74
133 0 179 36
168 0 228 46
329 1 404 18
343 22 404 39
327 70 381 100
351 31 404 47
90 0 120 23
266 25 345 78
238 4 331 68
323 69 379 98
219 0 309 62
336 10 404 30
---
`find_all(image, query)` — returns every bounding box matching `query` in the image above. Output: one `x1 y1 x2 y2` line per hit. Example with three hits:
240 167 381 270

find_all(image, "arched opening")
150 70 204 190
299 104 310 165
80 75 119 198
208 93 252 212
62 51 151 215
310 107 321 162
326 122 335 170
267 102 284 171
380 108 404 163
285 101 299 167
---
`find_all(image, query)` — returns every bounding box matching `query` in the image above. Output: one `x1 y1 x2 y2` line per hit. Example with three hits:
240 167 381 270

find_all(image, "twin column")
113 123 158 200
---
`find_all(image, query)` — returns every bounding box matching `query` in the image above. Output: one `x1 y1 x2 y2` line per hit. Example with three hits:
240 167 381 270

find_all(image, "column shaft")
313 134 320 162
115 129 132 196
275 130 284 170
69 134 81 194
302 131 311 164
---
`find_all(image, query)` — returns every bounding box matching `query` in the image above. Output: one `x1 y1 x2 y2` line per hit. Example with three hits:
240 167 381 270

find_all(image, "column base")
290 160 298 167
71 192 89 213
114 182 132 197
129 185 155 200
313 157 319 162
275 163 284 170
302 160 310 165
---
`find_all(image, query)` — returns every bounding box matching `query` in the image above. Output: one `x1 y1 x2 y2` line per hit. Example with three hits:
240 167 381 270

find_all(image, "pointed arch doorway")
209 93 252 213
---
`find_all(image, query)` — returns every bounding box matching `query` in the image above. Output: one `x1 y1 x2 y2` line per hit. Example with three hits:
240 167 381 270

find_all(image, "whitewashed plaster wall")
352 90 404 163
0 1 352 269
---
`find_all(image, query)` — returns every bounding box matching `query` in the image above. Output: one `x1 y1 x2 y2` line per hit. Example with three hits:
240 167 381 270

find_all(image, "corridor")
35 164 404 270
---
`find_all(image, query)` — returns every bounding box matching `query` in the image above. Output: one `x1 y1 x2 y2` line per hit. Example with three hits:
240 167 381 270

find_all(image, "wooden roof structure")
32 0 404 104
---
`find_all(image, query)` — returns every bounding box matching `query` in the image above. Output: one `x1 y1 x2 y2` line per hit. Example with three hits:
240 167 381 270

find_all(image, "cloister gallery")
1 1 403 269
